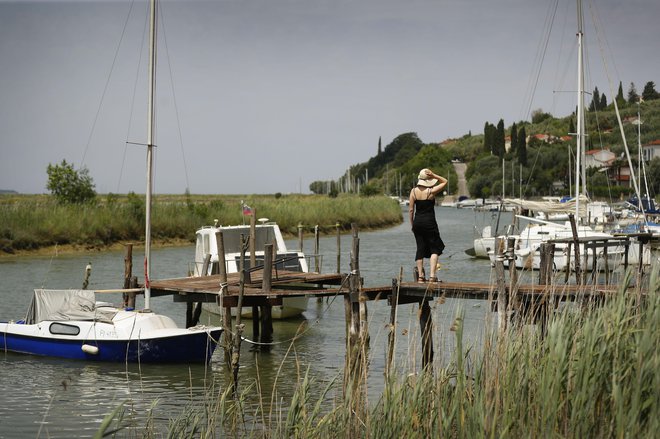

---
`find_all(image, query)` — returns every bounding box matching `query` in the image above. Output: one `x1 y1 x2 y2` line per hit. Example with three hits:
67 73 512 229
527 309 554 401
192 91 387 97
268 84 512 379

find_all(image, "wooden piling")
231 234 248 395
216 230 232 370
250 210 259 329
386 268 402 376
494 237 508 333
420 298 434 369
506 236 519 322
123 244 136 309
538 242 555 334
314 224 320 273
568 214 582 284
260 243 274 351
336 222 341 274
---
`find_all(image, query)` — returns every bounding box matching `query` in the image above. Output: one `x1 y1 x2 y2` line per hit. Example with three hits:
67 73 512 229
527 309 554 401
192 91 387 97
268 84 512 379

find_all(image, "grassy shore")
0 193 403 255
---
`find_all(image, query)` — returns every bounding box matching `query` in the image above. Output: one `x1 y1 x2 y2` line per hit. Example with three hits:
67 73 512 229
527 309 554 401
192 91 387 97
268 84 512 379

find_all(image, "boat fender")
81 344 99 355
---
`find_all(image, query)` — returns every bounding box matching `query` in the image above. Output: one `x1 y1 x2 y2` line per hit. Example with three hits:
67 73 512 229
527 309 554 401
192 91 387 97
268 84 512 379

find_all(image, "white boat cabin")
193 222 309 276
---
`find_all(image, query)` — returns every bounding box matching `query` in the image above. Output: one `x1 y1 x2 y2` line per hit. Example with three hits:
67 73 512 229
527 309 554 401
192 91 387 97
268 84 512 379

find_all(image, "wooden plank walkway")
150 271 622 308
149 270 347 307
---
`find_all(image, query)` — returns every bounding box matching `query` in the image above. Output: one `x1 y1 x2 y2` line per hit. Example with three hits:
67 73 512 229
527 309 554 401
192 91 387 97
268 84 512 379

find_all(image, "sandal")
417 276 427 283
428 276 438 283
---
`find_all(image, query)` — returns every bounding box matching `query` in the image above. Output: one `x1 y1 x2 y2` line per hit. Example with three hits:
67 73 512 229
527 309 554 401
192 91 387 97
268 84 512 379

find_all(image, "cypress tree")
616 81 625 106
510 123 518 154
377 136 382 155
589 87 600 111
568 118 575 136
518 127 527 166
628 82 639 103
484 122 492 153
496 119 505 159
599 93 607 110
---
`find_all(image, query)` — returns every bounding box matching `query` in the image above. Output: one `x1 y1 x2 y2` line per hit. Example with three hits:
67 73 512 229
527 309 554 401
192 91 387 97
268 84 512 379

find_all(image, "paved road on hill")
452 162 470 198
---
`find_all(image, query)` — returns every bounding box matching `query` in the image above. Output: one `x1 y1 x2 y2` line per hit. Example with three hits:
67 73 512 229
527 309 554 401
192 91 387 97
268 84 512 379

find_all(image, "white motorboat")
194 220 310 319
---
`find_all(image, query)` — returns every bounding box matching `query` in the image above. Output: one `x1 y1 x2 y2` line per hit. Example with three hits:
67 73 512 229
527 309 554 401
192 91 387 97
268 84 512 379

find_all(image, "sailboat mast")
144 0 157 309
575 0 586 221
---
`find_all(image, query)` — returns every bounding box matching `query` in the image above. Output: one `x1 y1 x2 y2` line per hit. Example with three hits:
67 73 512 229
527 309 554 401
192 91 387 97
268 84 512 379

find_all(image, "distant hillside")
0 190 18 194
311 93 660 201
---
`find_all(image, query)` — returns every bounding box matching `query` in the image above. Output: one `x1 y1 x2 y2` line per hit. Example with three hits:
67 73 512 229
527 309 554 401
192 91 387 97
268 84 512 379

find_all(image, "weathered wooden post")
260 243 274 351
568 214 582 284
344 223 363 392
216 230 232 370
231 234 248 395
249 210 260 339
494 237 508 334
538 242 555 335
123 244 136 309
336 222 341 274
506 236 518 323
298 222 304 253
314 224 320 273
386 268 403 376
420 298 434 369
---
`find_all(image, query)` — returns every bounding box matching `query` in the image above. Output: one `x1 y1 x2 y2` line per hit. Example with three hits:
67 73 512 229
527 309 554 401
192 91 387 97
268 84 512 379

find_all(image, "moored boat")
194 220 310 319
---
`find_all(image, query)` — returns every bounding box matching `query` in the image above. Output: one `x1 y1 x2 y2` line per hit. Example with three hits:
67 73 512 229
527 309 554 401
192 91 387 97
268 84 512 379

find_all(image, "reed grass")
0 193 402 253
95 268 658 438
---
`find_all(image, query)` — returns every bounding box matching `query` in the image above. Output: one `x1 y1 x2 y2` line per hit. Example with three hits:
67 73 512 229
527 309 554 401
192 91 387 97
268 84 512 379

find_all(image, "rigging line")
550 0 573 114
117 0 149 194
159 2 191 193
79 0 137 169
588 0 642 207
520 0 559 122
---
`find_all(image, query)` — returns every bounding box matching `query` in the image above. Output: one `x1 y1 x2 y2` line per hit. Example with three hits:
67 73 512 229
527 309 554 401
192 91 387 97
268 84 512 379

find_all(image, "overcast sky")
1 0 658 195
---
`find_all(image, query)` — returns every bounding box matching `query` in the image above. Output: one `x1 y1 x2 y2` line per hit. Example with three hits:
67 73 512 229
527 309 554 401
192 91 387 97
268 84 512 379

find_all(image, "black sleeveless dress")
412 189 445 260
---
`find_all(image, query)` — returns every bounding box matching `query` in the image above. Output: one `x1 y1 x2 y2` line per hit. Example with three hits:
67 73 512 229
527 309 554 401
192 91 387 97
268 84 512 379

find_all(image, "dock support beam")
260 243 274 351
420 298 434 369
494 237 508 334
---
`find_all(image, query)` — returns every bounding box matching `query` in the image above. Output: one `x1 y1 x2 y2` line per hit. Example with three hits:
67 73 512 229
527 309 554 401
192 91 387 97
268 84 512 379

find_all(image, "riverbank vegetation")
97 270 658 437
0 193 403 254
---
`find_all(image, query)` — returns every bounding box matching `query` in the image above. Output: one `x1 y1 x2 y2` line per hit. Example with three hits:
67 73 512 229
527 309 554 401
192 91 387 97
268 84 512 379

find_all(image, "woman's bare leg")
429 253 439 279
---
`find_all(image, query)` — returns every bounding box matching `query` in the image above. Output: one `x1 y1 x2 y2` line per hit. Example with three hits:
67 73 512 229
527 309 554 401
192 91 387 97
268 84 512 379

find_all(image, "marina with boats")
0 0 658 436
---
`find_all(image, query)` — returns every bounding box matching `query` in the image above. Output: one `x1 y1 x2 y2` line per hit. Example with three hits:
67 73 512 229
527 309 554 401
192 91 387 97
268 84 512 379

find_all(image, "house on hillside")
584 149 616 169
642 139 660 162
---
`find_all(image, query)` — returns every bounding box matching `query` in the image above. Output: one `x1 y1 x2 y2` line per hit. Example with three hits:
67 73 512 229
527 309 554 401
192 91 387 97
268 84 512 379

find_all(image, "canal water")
0 206 503 438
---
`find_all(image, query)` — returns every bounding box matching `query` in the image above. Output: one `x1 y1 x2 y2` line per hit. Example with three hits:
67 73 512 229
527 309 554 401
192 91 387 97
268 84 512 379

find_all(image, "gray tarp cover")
25 289 115 324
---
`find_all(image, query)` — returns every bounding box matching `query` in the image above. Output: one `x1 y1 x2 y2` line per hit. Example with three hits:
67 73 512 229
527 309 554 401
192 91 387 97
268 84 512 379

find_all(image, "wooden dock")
127 222 650 394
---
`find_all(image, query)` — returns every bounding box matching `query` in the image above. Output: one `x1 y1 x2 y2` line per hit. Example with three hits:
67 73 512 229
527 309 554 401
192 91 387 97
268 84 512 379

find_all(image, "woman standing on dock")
409 168 447 282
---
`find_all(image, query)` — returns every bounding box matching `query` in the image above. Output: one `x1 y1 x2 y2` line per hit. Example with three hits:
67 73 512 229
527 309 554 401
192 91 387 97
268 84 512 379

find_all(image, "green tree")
495 119 505 159
628 82 639 104
46 159 96 204
616 81 625 106
509 123 518 155
568 117 575 136
599 93 607 110
517 126 527 166
483 122 493 154
589 87 600 111
642 81 659 101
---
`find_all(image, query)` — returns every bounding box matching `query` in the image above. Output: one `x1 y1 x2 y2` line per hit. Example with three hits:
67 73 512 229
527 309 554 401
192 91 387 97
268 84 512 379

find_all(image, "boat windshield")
222 226 281 253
